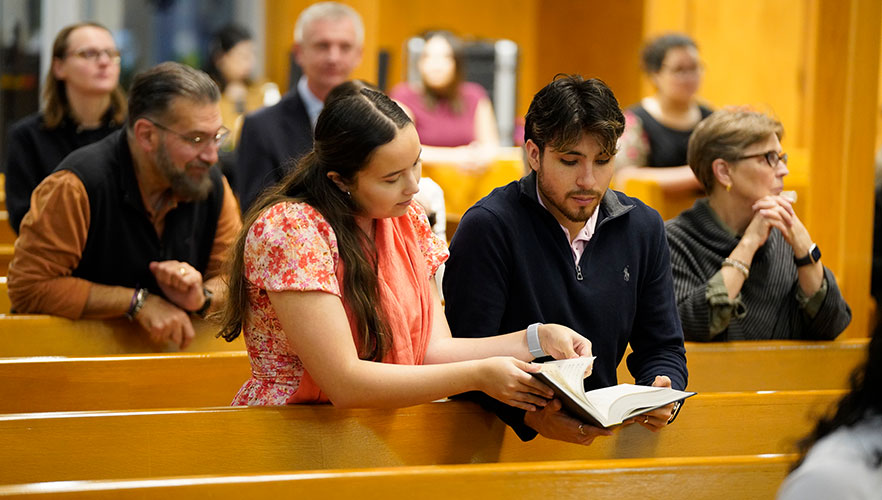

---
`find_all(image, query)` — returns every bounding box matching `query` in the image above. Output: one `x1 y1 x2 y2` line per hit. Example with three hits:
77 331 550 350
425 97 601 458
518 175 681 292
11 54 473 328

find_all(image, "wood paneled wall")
263 0 880 336
263 0 644 118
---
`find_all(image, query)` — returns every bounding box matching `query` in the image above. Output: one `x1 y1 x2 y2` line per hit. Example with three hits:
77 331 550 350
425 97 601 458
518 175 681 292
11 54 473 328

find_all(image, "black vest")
60 130 224 296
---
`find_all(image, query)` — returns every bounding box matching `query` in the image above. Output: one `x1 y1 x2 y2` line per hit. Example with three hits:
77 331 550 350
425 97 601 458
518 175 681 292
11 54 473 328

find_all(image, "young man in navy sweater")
443 75 688 444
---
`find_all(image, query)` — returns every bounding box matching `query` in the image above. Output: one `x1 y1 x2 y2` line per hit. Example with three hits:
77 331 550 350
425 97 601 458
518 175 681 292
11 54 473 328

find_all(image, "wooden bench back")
0 339 864 414
0 391 838 484
0 454 796 499
0 315 243 356
618 339 867 392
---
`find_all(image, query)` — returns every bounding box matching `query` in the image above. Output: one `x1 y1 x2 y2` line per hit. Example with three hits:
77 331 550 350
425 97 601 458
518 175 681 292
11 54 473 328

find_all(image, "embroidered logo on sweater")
623 266 630 282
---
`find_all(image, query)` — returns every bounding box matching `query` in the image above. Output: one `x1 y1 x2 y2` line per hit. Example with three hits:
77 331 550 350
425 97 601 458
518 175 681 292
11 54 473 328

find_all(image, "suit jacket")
235 90 313 213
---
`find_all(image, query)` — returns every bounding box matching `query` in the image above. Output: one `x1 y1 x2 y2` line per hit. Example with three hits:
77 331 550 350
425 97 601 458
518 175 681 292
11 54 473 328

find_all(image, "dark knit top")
665 198 851 341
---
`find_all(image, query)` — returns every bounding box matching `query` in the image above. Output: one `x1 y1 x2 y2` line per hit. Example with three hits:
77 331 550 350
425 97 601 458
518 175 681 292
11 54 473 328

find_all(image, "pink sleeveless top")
390 81 488 147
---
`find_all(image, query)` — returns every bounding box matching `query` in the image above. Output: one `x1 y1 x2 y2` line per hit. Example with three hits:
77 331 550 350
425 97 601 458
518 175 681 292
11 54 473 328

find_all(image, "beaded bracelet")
722 258 750 279
126 288 149 321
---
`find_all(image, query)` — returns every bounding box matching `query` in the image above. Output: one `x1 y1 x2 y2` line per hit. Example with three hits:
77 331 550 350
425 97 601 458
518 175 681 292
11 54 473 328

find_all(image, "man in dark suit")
235 2 364 213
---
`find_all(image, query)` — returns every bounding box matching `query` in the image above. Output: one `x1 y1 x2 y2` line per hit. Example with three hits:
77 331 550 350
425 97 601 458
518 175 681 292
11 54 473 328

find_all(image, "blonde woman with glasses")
665 109 851 341
3 22 126 234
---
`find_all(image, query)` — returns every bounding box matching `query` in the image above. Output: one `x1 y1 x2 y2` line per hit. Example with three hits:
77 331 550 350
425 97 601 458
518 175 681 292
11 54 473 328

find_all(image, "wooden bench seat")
619 339 868 392
0 454 796 499
0 339 863 414
0 391 838 484
0 315 243 356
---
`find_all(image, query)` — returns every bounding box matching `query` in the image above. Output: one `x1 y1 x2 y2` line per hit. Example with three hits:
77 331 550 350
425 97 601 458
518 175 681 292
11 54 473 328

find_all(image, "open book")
532 357 695 428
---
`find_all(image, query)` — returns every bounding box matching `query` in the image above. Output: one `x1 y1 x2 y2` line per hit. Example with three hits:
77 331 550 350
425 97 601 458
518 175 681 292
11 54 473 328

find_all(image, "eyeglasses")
736 150 788 168
67 48 121 63
146 119 231 151
660 63 704 78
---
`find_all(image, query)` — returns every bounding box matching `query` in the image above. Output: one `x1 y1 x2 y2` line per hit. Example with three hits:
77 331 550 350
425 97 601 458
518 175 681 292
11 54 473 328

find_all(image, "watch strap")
794 243 820 267
194 288 213 318
527 322 546 359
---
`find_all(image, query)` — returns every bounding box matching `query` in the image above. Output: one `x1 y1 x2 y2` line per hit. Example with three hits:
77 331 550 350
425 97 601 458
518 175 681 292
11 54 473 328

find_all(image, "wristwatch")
193 288 213 318
794 243 821 267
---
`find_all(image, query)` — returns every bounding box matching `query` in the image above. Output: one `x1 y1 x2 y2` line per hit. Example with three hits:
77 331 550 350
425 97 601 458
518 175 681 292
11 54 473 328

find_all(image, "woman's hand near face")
753 195 814 257
741 195 794 251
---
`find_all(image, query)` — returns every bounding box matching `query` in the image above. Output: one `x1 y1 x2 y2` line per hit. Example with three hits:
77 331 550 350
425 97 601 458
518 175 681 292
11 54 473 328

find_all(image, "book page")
582 384 659 423
536 357 595 403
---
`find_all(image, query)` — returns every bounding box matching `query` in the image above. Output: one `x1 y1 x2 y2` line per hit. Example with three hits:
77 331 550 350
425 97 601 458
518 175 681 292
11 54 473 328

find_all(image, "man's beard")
536 165 603 223
155 142 214 201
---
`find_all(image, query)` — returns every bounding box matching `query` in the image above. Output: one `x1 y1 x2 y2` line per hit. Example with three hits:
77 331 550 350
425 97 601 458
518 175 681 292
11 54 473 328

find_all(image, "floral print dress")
232 201 448 405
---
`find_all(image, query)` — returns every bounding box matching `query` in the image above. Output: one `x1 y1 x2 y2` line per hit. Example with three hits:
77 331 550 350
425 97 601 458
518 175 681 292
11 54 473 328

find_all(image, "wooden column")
804 0 880 336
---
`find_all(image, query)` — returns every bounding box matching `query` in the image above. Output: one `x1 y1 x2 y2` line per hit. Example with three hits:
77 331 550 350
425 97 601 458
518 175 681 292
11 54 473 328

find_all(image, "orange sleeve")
7 171 92 318
204 176 243 279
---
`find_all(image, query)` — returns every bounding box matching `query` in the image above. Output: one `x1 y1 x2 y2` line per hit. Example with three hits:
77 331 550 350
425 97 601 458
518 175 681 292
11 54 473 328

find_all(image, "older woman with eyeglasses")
3 22 125 234
665 109 851 341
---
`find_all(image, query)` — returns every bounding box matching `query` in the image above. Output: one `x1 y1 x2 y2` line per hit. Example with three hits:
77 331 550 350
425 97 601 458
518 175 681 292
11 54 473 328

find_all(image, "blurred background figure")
204 23 280 146
204 23 280 190
390 30 500 170
777 321 882 499
3 22 126 234
234 1 364 214
615 33 711 192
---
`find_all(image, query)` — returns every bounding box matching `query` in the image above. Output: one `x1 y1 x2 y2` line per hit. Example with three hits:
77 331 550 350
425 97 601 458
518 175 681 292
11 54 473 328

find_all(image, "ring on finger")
179 267 187 276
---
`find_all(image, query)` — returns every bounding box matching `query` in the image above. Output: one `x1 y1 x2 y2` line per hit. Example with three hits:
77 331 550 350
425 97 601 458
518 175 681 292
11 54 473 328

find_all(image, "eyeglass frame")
735 150 788 168
145 118 231 151
659 62 704 78
66 48 122 64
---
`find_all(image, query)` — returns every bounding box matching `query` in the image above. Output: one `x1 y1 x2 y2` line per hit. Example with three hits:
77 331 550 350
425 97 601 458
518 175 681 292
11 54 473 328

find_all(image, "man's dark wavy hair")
524 74 624 157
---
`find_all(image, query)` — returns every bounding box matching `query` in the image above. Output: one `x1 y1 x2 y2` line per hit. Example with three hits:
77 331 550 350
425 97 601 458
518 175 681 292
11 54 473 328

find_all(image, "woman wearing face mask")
3 22 126 234
665 109 851 341
615 33 711 193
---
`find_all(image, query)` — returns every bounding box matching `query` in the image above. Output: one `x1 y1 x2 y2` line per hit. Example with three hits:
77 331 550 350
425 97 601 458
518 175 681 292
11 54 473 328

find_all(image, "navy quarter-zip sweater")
443 172 687 440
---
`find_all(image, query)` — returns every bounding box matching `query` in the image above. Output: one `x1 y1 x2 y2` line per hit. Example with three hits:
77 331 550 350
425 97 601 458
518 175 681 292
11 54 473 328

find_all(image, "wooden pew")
0 315 244 356
421 146 525 220
0 244 12 275
0 277 9 313
0 211 16 245
0 391 838 484
618 339 868 392
0 339 863 414
0 352 251 413
0 454 796 499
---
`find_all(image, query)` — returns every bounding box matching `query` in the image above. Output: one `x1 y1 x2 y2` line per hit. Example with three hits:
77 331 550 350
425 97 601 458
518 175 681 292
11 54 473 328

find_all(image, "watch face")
811 245 821 262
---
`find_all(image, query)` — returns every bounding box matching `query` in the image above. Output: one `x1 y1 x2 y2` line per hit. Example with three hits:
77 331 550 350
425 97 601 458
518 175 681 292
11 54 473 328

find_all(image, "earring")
345 191 351 197
725 184 732 192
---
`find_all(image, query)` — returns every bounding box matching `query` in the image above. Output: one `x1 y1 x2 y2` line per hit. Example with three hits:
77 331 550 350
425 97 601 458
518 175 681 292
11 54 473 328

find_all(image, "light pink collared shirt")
536 184 600 265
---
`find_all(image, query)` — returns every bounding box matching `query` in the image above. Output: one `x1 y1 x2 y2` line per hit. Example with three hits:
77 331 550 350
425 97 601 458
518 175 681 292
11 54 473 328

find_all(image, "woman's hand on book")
624 376 676 432
477 357 554 411
538 324 593 364
524 399 613 445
